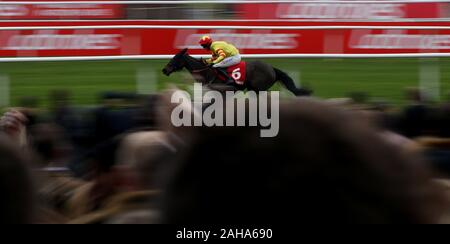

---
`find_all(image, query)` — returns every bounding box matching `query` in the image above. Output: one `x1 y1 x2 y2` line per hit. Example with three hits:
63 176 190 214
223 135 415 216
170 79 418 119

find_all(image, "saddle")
216 62 247 86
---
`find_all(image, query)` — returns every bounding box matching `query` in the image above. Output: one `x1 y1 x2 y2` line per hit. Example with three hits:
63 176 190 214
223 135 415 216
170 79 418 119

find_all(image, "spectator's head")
134 94 160 129
28 123 73 166
19 96 39 109
0 135 33 224
406 87 426 104
100 92 138 109
161 98 446 223
116 131 177 191
49 89 71 109
348 91 369 104
371 99 391 112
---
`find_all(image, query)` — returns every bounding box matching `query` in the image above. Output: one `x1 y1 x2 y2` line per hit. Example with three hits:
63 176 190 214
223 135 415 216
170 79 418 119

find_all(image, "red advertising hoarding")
0 4 123 19
238 2 446 20
0 23 449 57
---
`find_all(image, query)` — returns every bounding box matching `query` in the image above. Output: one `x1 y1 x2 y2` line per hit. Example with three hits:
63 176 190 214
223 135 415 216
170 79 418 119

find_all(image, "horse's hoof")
297 88 313 96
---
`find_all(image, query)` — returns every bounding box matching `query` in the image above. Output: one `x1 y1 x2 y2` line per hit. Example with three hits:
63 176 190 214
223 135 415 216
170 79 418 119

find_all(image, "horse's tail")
273 68 312 96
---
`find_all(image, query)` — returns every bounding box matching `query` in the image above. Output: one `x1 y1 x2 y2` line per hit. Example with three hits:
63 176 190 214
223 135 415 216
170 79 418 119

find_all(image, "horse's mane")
182 50 208 71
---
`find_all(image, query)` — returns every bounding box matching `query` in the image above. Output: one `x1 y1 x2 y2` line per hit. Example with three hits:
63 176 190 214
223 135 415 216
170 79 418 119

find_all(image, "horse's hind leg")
274 68 312 96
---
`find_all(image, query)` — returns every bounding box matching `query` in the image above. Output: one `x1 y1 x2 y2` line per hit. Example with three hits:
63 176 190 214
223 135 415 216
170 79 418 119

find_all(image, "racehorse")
162 48 312 96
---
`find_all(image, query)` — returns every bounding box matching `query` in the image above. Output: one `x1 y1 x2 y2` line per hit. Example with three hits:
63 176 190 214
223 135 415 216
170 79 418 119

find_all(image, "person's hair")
0 135 34 224
161 98 446 223
28 123 72 166
117 131 177 189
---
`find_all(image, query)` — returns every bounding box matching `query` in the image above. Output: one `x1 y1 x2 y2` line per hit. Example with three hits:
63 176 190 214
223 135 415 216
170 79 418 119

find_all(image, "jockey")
199 35 241 85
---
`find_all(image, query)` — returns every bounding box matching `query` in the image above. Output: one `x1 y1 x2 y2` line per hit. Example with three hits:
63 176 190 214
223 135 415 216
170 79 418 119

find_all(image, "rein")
191 66 210 73
184 56 217 84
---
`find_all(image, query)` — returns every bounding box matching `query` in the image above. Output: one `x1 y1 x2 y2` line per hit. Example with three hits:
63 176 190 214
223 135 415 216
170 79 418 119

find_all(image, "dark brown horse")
162 48 312 96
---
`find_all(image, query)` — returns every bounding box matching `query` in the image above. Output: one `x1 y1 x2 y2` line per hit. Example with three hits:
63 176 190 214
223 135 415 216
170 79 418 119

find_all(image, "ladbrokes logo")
0 5 28 17
350 30 450 50
33 4 115 17
1 31 121 50
175 30 298 50
276 3 405 19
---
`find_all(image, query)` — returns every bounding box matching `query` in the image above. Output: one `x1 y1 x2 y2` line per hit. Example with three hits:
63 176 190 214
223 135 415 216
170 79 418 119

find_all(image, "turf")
1 58 449 108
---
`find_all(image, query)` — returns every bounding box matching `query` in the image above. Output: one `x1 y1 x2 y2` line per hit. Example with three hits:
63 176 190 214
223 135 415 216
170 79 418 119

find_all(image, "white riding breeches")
212 55 241 68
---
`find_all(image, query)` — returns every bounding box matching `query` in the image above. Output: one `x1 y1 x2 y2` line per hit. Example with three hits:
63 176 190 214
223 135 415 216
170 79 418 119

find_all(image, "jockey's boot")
217 68 235 85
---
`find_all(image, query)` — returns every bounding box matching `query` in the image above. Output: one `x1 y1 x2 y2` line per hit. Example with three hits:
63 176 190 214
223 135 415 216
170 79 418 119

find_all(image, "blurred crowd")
1 87 450 224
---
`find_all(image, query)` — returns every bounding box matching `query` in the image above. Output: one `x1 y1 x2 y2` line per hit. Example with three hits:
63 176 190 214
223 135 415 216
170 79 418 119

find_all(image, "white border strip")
0 1 449 4
1 53 450 62
1 19 450 23
1 25 450 30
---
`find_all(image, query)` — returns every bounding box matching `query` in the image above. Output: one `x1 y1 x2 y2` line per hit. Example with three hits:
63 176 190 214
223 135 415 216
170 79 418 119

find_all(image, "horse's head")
162 48 188 76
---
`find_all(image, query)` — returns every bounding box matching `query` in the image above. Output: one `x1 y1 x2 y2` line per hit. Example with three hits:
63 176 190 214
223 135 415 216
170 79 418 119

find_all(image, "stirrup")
225 79 235 86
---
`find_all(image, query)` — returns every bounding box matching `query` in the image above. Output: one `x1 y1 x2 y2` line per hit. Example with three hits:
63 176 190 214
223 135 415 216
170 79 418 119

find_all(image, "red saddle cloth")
218 62 247 85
